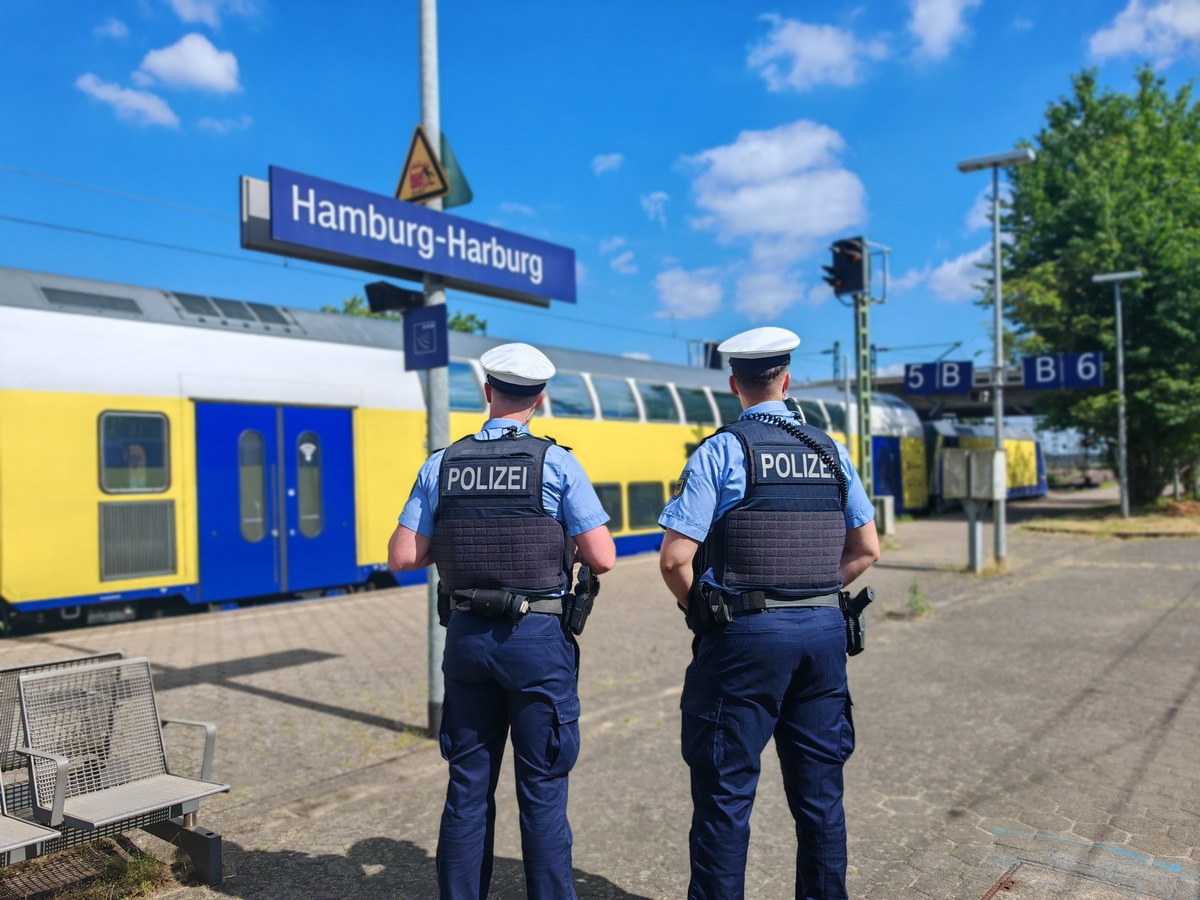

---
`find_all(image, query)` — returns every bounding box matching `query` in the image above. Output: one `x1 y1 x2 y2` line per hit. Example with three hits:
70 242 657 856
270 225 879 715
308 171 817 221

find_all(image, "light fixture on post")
1091 270 1142 519
956 146 1036 564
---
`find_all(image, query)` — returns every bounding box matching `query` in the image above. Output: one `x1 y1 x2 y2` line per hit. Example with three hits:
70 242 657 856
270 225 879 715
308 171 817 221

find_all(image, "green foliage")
1006 68 1200 505
907 578 933 618
320 295 487 334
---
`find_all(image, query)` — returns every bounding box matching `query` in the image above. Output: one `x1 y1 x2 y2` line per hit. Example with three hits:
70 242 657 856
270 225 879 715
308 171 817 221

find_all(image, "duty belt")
718 590 841 614
452 592 564 616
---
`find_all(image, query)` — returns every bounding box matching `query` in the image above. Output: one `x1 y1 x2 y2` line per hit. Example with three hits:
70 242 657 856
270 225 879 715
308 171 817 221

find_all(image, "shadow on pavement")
205 836 654 899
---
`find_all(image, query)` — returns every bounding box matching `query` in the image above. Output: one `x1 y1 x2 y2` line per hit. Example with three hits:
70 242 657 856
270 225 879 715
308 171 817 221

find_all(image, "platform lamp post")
956 147 1036 564
1092 270 1142 519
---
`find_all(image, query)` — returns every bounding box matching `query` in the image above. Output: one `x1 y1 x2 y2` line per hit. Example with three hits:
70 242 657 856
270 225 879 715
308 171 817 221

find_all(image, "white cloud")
599 236 626 254
609 250 638 275
654 267 724 319
682 119 866 322
169 0 259 28
575 260 588 284
1089 0 1200 64
889 266 930 294
1012 17 1035 31
592 153 624 175
197 113 253 133
94 18 129 39
687 120 865 242
76 73 180 127
928 244 989 302
139 33 241 93
908 0 983 60
735 270 806 320
641 191 670 226
500 201 535 216
748 14 888 92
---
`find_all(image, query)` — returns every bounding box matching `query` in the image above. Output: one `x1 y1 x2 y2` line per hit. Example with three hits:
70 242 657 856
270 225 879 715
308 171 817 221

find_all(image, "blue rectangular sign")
403 305 448 371
904 360 974 395
268 166 576 305
1023 352 1104 390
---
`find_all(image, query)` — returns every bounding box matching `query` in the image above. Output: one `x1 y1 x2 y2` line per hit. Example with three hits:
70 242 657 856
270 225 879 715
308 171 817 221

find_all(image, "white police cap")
480 342 556 396
717 326 800 370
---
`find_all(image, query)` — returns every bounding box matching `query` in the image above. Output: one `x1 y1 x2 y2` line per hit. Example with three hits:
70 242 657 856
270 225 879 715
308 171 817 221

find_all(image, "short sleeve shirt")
658 399 874 545
399 418 610 539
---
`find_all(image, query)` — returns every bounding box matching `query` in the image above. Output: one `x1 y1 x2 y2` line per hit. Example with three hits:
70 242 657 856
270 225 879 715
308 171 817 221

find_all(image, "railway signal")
822 237 867 297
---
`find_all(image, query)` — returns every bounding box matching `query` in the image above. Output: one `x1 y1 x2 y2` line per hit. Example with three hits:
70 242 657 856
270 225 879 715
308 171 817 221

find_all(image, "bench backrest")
0 652 124 773
18 658 165 807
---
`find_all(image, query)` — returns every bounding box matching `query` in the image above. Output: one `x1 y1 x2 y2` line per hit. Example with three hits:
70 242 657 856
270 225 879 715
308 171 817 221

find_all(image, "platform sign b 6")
1022 352 1104 390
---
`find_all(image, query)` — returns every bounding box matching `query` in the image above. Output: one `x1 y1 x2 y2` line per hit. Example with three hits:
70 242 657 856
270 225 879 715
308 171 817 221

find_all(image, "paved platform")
1 487 1197 899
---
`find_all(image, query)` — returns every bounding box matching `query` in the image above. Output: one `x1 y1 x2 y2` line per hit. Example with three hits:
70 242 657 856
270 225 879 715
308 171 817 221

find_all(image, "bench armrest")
15 746 68 826
161 718 217 782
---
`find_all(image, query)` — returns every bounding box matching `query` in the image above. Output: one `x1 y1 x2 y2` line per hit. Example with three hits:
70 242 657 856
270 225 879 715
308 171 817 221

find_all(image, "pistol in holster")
563 565 600 636
839 586 874 656
436 582 451 627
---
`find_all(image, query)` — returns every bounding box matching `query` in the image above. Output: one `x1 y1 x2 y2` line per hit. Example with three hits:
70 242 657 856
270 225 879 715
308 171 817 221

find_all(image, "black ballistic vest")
708 417 848 598
431 431 573 596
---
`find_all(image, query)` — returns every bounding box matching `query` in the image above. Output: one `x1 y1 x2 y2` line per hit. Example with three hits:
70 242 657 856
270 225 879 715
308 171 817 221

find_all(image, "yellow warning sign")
396 125 450 204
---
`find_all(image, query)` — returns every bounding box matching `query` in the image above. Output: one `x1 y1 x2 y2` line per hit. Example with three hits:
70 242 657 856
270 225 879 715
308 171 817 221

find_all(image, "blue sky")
3 1 1199 384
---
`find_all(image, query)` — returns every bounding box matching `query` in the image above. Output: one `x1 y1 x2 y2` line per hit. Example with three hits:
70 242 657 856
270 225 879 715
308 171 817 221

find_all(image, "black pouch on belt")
453 588 528 623
436 582 452 627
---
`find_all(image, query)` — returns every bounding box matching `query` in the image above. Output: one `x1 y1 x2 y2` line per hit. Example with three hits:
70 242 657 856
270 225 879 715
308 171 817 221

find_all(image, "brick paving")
0 486 1196 899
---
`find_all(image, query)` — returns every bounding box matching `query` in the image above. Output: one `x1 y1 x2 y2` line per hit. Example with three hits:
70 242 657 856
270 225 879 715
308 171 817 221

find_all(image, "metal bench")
15 657 230 885
0 771 58 866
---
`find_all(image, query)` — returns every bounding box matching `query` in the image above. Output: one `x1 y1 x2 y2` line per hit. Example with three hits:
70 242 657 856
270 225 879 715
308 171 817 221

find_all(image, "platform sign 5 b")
904 360 974 395
1022 352 1104 390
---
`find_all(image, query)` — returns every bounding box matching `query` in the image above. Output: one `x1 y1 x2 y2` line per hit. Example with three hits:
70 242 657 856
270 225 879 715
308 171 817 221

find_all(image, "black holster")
685 583 732 635
563 565 600 636
840 586 874 656
436 582 451 627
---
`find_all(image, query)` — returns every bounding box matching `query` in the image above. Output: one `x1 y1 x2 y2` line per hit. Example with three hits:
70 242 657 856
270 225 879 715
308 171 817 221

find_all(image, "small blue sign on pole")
904 360 974 395
1023 352 1104 390
403 305 448 372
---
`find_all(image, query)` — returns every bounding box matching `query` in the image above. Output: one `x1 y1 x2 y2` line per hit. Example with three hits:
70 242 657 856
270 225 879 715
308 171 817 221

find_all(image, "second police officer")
658 327 880 900
388 342 615 900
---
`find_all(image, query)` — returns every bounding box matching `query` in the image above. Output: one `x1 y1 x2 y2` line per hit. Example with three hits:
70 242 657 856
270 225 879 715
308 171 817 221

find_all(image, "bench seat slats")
0 814 58 855
60 774 229 829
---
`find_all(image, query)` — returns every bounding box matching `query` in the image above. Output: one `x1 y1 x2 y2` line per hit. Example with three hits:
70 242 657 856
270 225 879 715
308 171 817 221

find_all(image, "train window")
637 383 678 423
212 298 255 321
549 373 594 418
713 391 742 424
677 388 714 425
795 399 828 429
99 412 170 493
174 292 219 317
628 482 666 529
592 377 639 420
824 402 848 432
296 431 324 538
43 288 142 316
238 431 267 543
449 361 484 411
593 483 624 531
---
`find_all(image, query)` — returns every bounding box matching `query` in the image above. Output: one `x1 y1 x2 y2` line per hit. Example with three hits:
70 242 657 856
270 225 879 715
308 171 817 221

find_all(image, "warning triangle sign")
396 125 450 204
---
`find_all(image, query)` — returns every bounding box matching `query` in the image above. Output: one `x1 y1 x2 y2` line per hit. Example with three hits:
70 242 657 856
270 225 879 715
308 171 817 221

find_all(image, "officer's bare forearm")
659 530 699 606
840 520 880 586
388 524 433 572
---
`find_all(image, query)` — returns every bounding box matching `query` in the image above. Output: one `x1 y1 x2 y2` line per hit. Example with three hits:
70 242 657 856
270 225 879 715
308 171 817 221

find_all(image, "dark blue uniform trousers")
680 606 854 900
437 610 581 900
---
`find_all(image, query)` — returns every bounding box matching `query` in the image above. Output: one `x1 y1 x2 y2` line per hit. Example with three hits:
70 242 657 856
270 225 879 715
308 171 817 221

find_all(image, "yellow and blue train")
0 266 1043 631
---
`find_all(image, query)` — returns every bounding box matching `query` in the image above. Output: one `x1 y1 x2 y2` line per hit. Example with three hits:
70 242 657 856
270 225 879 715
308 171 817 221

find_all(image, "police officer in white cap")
657 326 879 900
389 342 615 899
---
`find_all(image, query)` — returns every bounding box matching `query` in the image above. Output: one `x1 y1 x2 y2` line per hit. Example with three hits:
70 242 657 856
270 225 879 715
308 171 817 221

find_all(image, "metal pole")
419 0 448 737
1115 282 1130 519
991 165 1007 562
855 291 874 497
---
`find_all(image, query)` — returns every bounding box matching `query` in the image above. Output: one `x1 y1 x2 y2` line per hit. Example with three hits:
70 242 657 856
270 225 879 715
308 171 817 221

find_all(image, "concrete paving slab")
0 486 1196 899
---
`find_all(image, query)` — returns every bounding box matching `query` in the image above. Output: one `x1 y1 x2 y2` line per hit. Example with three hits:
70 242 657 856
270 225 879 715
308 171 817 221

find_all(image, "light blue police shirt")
658 400 874 551
400 419 610 540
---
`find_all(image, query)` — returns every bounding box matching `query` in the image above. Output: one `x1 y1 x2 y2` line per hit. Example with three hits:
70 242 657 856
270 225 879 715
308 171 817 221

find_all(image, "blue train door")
872 436 903 508
196 402 358 603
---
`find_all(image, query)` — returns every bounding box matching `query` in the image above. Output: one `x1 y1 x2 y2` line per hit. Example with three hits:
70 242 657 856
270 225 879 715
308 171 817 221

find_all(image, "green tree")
321 295 487 334
1005 68 1200 506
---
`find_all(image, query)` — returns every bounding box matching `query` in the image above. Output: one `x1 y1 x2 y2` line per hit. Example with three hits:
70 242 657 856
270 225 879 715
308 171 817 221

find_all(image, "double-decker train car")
0 266 1031 632
923 419 1048 506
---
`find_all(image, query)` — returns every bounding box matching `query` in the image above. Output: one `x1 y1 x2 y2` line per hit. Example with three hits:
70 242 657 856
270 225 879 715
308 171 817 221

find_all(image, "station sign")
403 305 449 371
904 360 974 395
1022 352 1104 390
244 166 576 308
